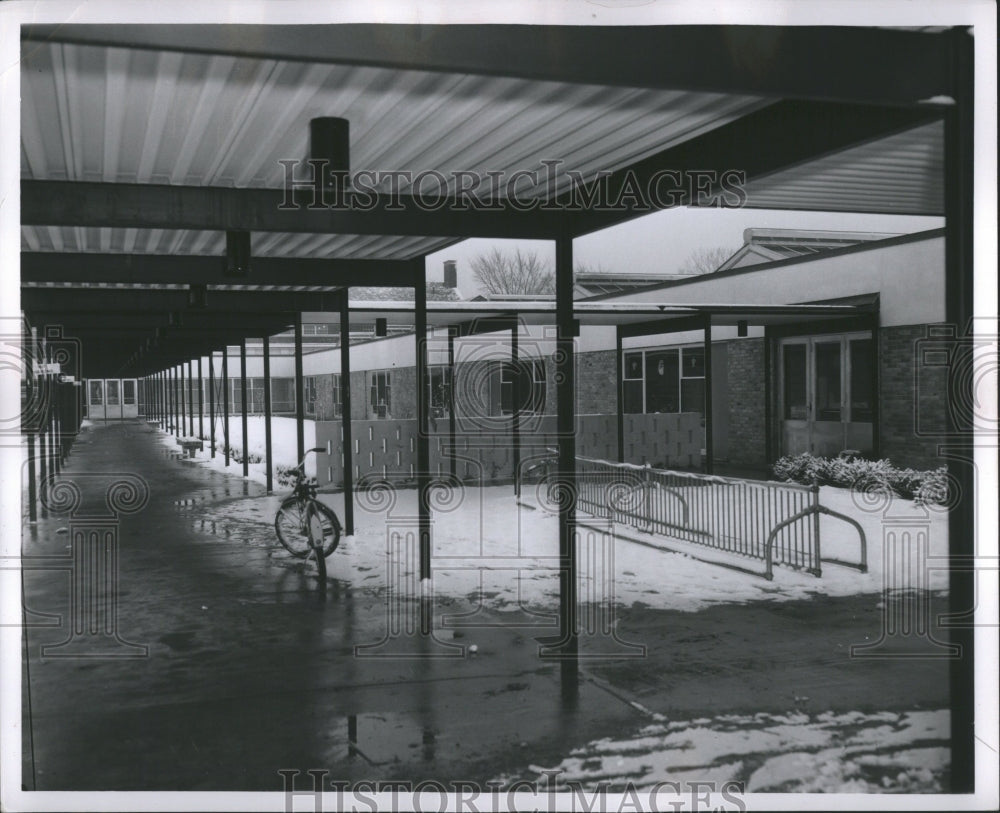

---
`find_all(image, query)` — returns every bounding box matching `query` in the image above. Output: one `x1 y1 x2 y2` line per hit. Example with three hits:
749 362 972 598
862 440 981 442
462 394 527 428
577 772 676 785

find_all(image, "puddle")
322 711 440 767
192 518 273 549
158 631 198 652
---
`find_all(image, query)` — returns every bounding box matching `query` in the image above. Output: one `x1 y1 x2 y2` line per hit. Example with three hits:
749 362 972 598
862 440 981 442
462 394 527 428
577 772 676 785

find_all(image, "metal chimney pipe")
310 117 351 197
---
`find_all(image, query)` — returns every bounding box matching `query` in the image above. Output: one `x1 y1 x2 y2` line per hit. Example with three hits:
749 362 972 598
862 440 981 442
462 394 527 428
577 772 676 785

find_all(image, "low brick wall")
879 324 949 470
313 412 703 487
726 338 767 466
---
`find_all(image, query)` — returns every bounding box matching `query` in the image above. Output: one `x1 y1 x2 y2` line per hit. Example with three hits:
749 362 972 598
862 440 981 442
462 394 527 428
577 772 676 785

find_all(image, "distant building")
714 228 900 271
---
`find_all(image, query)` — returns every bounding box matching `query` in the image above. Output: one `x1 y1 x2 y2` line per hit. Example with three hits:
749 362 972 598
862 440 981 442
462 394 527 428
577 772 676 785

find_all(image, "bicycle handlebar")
293 447 328 473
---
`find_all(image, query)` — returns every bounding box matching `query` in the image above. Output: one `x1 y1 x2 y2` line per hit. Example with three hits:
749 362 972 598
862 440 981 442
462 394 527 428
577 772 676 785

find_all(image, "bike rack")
764 504 868 581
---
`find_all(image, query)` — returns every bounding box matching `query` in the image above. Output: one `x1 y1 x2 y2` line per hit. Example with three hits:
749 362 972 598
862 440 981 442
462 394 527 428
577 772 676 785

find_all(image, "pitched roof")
716 228 902 271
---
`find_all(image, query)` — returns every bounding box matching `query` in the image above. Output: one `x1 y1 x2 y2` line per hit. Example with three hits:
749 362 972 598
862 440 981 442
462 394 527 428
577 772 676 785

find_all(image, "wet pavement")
20 420 951 792
20 421 640 791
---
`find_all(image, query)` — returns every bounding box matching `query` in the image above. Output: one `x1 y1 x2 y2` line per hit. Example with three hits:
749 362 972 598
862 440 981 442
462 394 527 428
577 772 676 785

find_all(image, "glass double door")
779 333 874 458
87 378 138 420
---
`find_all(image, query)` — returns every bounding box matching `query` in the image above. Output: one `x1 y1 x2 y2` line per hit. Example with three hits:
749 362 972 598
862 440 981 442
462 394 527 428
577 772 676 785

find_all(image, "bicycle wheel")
305 505 328 582
274 497 342 558
309 500 342 557
274 497 312 558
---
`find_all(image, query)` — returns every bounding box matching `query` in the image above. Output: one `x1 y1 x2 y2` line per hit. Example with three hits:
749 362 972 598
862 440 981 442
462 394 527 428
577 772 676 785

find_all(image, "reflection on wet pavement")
21 421 953 794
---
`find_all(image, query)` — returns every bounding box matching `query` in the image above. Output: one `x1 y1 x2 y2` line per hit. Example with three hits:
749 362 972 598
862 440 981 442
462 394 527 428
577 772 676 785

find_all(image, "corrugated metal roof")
743 121 944 215
20 226 450 261
21 40 769 259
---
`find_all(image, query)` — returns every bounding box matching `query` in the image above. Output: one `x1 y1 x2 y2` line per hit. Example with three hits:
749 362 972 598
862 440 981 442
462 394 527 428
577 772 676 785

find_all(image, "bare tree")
471 247 555 295
676 245 737 275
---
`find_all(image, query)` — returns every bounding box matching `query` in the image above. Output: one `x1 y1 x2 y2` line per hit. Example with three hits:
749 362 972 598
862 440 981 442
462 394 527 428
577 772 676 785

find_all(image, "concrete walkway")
19 420 951 792
20 421 638 791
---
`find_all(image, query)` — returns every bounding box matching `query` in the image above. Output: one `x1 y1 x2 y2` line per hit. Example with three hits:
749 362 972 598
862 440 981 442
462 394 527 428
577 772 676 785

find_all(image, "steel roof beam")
21 288 342 314
21 253 417 287
22 101 943 241
25 313 295 331
21 24 954 106
21 180 575 239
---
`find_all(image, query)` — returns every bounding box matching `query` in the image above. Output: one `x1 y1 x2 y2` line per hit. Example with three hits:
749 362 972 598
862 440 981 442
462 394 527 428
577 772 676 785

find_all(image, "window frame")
332 373 343 418
369 370 392 419
496 359 546 416
621 345 706 417
304 376 318 417
427 366 452 418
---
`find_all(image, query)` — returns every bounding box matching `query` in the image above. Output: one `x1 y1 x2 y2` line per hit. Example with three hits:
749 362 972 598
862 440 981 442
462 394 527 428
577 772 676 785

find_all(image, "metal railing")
542 455 867 580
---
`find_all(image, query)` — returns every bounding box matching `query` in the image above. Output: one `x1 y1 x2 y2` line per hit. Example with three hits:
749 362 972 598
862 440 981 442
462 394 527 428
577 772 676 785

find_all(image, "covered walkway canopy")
19 24 956 376
17 23 973 763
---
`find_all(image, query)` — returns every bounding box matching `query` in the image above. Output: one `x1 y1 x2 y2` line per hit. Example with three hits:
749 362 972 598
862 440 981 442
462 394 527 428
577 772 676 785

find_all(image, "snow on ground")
347 485 945 612
168 426 948 613
159 416 317 487
152 418 949 612
156 424 952 794
497 708 950 793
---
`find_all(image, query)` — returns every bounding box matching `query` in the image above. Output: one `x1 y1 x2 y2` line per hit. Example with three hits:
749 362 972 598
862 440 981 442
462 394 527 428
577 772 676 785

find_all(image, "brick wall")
349 370 367 420
575 350 617 415
543 355 557 415
313 411 702 487
725 338 767 466
312 374 337 420
389 366 416 420
307 327 950 477
879 324 948 470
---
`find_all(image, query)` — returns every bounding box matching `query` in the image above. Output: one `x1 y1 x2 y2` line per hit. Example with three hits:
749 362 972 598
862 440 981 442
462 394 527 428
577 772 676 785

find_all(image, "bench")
176 436 204 458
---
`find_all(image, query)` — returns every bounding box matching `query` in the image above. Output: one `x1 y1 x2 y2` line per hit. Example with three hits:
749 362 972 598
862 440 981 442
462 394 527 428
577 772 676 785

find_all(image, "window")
781 334 873 425
304 376 318 416
224 378 272 414
230 378 246 412
332 374 343 418
106 379 120 406
249 378 265 413
623 352 643 414
783 344 808 420
89 379 103 406
370 371 391 418
622 347 706 417
528 361 546 413
123 380 136 405
498 360 545 415
680 348 706 415
428 367 452 418
814 342 842 421
645 351 679 413
849 339 874 422
270 378 296 414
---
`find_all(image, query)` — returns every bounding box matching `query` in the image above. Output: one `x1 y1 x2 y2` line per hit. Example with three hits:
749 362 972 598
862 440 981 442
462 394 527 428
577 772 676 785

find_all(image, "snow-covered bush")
772 453 948 506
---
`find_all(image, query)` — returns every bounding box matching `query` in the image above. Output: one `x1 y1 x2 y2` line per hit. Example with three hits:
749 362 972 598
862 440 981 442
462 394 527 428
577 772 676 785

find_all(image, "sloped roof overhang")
17 23 958 377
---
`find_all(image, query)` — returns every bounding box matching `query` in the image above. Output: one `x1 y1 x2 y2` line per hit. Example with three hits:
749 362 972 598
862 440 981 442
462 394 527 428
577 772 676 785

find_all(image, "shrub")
913 466 951 506
771 453 948 505
211 440 262 465
276 465 299 487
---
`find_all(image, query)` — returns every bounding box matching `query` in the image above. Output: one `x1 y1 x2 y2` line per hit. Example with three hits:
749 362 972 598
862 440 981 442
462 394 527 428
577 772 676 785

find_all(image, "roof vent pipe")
310 117 351 200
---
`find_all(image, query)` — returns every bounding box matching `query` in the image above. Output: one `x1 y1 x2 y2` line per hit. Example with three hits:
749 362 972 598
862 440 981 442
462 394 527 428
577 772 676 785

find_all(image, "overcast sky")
423 207 944 291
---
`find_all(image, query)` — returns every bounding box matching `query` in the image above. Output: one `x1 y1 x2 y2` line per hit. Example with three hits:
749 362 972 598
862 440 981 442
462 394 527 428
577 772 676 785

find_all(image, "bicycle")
274 447 342 579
